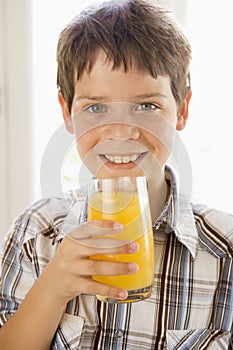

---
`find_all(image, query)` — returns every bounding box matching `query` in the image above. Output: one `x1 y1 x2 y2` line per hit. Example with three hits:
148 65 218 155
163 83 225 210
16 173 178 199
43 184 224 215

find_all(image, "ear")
176 89 192 131
58 92 74 133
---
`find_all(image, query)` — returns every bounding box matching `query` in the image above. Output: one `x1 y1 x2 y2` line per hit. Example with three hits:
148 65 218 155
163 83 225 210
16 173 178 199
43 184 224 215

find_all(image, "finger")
66 221 123 241
64 235 139 255
88 220 123 230
78 276 128 300
74 259 138 276
78 237 135 249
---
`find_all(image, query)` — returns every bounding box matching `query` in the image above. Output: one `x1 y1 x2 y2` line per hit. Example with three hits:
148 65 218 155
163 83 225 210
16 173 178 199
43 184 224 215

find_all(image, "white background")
0 0 233 239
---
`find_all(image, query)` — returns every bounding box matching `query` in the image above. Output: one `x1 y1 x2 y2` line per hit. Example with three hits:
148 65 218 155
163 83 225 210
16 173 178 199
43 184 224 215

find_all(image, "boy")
1 0 233 349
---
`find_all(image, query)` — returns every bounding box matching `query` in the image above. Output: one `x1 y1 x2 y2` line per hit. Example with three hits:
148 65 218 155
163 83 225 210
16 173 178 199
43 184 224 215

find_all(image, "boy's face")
60 50 188 180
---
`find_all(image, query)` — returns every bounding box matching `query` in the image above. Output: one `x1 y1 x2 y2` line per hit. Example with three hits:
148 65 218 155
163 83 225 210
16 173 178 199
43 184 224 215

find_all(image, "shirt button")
114 329 124 338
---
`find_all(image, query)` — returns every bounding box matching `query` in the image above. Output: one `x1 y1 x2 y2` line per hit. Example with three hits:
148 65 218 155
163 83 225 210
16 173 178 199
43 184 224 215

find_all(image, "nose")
102 123 140 140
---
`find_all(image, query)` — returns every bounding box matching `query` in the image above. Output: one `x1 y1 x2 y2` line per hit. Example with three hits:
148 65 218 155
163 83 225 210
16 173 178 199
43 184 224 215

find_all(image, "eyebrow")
132 93 168 100
75 93 167 102
75 95 107 102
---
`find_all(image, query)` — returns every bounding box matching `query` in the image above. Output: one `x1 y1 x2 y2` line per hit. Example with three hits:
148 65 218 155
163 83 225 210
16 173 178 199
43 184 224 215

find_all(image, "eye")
87 104 107 114
136 103 157 111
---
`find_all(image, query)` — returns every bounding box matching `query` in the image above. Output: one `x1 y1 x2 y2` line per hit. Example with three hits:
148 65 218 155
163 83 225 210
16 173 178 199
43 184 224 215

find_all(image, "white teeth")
104 154 140 164
122 156 131 163
114 157 122 164
130 155 138 161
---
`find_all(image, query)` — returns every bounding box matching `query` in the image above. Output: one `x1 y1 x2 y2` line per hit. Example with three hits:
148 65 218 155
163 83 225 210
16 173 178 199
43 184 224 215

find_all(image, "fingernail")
113 222 123 230
118 290 127 299
128 262 138 273
129 242 139 253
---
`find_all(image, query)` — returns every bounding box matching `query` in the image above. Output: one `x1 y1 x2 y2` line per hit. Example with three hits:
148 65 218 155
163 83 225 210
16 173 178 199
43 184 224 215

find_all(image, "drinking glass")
88 176 154 303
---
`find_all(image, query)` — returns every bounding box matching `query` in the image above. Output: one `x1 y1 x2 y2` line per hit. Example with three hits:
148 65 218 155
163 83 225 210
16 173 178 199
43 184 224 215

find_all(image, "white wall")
0 0 8 239
162 0 188 26
0 0 33 239
1 0 233 241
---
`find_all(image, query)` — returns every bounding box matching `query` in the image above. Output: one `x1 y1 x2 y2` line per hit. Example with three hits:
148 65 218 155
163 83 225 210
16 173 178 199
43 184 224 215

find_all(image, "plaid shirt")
1 167 233 349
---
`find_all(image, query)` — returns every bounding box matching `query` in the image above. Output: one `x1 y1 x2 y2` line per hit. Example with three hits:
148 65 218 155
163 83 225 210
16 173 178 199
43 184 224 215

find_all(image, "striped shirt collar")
56 165 199 259
155 165 198 259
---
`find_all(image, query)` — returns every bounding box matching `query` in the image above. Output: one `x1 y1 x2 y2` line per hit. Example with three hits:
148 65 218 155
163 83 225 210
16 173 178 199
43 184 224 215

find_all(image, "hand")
41 220 139 305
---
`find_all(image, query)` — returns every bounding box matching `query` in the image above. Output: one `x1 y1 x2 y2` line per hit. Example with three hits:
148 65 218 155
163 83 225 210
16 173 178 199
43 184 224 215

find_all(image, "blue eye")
136 103 156 111
87 104 107 114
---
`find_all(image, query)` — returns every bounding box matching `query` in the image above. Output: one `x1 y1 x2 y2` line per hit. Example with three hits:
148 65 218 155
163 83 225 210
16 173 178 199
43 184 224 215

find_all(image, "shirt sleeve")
0 211 41 326
0 195 68 327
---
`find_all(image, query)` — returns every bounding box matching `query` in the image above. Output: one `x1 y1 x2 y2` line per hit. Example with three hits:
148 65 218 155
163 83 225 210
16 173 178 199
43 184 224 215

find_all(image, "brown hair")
57 0 192 112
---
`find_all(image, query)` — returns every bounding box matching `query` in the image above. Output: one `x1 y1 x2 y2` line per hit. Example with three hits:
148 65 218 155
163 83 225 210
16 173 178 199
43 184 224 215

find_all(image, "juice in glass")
88 177 154 303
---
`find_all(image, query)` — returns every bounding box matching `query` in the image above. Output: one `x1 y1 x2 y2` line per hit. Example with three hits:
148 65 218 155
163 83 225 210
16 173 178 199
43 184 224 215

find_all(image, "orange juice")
88 191 154 302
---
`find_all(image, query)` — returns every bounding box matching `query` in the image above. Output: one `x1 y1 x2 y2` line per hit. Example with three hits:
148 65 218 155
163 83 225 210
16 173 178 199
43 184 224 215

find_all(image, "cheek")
143 128 175 167
143 128 174 153
76 131 98 158
141 114 176 150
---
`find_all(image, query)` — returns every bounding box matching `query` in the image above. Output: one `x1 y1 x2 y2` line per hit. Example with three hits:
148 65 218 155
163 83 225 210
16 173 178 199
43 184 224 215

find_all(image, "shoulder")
192 202 233 257
2 189 86 248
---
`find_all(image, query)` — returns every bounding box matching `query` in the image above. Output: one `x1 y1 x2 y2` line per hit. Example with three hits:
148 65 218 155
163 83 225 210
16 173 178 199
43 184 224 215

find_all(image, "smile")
103 154 143 164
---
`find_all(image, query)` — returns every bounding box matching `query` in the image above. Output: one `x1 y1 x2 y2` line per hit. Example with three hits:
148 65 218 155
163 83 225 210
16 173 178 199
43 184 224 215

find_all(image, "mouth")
99 152 147 168
105 154 141 163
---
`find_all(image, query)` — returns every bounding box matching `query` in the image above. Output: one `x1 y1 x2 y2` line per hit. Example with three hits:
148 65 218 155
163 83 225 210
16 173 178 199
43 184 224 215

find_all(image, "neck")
147 167 168 224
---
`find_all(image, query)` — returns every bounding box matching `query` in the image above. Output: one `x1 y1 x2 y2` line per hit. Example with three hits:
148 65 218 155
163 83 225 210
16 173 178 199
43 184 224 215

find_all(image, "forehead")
73 50 173 102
